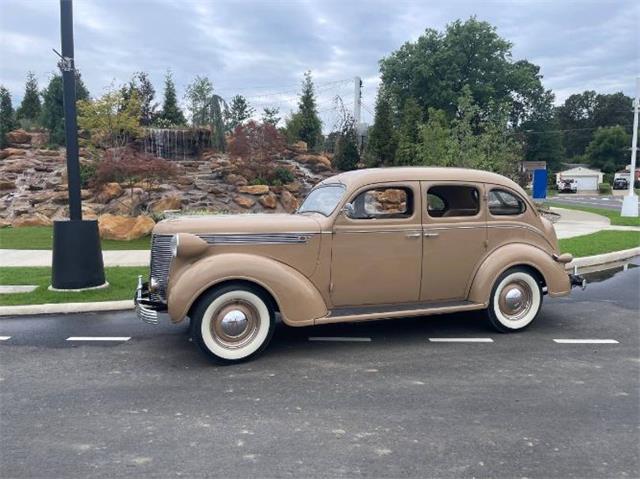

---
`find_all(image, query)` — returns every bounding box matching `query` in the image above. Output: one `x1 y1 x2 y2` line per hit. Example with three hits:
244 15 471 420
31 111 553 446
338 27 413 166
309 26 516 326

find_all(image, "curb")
0 300 133 317
1 248 639 317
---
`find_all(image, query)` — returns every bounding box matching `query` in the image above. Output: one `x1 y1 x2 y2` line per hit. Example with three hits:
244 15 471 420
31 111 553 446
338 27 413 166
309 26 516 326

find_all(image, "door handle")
405 232 421 238
423 232 440 238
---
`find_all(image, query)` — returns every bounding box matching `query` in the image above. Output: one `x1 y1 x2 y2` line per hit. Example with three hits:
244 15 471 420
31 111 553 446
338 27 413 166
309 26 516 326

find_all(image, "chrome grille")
150 234 173 302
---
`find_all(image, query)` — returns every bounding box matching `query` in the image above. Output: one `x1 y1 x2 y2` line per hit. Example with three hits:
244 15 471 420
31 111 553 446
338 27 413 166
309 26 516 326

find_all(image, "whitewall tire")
486 268 542 332
191 283 275 363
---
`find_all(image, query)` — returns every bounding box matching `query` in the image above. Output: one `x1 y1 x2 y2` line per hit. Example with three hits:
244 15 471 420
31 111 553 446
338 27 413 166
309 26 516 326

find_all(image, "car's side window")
350 187 413 219
488 189 526 216
426 185 479 218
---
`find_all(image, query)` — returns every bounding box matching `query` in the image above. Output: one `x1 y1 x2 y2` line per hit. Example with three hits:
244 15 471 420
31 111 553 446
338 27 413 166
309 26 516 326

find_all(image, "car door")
420 181 488 302
330 181 422 307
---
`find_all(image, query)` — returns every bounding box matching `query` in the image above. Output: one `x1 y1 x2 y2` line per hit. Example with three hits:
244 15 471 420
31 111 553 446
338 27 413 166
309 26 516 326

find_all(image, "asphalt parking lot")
549 194 640 211
1 266 639 478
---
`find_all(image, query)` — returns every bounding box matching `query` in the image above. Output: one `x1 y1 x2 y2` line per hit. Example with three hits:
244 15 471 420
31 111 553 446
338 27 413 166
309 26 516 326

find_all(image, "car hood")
153 213 322 236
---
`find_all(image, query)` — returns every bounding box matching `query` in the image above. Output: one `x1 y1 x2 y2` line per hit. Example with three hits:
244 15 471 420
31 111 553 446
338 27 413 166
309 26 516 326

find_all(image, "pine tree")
395 98 422 166
332 114 360 171
158 70 186 126
39 73 90 147
261 107 280 126
296 71 322 149
122 71 156 126
0 86 16 149
366 90 397 166
16 71 41 125
225 95 255 131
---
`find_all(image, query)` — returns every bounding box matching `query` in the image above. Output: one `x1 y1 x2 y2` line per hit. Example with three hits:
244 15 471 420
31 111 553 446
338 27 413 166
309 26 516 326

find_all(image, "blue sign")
532 169 547 199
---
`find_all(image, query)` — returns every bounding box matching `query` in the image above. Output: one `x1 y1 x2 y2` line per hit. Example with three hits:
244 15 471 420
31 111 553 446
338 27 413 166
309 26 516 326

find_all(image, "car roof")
319 167 524 192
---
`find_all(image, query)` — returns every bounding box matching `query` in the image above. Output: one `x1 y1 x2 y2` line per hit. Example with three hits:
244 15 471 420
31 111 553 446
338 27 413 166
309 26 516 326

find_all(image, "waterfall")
142 128 214 160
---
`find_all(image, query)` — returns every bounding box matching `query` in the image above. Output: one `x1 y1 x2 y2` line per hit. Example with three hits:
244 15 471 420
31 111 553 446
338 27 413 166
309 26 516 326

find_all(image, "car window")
298 184 345 216
350 187 412 219
426 185 479 218
488 189 526 216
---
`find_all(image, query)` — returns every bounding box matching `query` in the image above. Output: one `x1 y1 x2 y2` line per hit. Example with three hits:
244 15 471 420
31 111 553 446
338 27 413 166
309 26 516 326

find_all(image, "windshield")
298 184 346 216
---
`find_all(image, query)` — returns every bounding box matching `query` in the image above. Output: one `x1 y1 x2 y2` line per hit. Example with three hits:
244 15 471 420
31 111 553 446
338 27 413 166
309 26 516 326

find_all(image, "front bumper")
135 275 167 325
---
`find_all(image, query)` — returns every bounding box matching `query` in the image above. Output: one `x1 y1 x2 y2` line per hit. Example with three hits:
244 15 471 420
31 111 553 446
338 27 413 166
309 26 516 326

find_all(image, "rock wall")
0 130 336 231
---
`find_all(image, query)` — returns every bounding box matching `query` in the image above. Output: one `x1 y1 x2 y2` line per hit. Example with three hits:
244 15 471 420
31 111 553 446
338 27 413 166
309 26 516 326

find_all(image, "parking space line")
553 339 619 344
308 336 372 342
66 336 131 342
429 337 494 343
0 336 11 341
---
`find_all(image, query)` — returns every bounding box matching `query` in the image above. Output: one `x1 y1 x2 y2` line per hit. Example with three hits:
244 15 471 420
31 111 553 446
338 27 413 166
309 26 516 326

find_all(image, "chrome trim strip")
198 233 311 245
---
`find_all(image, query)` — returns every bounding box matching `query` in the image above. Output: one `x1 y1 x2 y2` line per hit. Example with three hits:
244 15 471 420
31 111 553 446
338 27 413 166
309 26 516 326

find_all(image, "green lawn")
0 266 147 306
546 201 640 227
0 226 151 250
559 230 640 258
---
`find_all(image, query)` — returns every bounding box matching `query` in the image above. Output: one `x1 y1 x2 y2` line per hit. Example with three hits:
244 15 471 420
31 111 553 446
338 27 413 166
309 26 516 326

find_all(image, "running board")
315 300 486 325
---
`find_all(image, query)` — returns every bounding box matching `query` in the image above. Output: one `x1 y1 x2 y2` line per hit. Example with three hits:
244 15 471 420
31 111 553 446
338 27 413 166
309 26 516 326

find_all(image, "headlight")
170 234 179 257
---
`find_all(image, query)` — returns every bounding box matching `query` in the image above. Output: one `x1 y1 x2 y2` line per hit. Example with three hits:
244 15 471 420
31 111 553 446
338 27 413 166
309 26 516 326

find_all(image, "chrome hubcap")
498 281 533 321
220 309 248 337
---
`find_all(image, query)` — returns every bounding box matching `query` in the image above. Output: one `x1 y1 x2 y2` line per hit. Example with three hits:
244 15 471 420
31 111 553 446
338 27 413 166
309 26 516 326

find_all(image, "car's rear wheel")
191 283 275 364
486 267 542 332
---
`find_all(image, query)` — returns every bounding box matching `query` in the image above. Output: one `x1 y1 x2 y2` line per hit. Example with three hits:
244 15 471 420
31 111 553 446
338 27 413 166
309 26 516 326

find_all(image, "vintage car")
135 167 586 363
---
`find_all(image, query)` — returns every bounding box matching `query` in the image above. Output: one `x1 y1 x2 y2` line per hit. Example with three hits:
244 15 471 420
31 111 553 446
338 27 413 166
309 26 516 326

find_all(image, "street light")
50 0 106 290
620 77 639 218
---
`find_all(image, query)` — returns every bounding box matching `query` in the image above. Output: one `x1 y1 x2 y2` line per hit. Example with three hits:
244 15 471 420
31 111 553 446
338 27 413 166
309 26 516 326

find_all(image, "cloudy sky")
0 0 638 129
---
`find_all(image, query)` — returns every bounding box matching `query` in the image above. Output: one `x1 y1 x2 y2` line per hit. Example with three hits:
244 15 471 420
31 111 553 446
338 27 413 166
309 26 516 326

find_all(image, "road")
1 266 639 478
549 193 640 211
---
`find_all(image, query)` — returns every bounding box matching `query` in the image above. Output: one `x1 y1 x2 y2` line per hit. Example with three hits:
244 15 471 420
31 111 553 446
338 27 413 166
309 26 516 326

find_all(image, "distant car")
613 178 629 190
557 179 577 193
136 167 586 363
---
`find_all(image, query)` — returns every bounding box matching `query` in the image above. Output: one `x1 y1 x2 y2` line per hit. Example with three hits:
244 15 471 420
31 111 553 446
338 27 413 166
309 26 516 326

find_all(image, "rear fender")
167 253 327 326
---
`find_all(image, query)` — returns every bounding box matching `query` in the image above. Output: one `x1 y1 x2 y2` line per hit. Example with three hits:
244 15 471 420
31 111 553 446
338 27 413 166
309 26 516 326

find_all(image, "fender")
166 253 327 326
467 243 571 305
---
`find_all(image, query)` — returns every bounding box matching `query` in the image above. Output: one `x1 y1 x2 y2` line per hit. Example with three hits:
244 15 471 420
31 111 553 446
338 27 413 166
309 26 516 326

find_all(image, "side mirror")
342 203 356 218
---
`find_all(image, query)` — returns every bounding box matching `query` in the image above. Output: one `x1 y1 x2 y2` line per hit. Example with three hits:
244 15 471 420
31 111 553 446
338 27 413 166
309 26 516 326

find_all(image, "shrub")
598 182 612 194
79 162 97 188
273 166 294 185
96 147 177 189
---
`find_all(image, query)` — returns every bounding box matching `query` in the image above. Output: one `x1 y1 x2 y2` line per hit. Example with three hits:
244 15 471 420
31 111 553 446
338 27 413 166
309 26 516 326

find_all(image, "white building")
555 166 604 192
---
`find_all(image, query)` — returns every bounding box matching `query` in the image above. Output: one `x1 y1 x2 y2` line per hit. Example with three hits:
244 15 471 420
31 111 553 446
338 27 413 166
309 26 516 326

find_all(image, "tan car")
135 167 585 363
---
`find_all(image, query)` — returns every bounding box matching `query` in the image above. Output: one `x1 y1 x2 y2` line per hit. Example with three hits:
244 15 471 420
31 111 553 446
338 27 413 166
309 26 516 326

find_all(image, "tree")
415 108 456 167
0 86 16 149
225 94 255 131
261 107 280 127
294 71 322 149
39 73 90 146
593 92 633 133
395 98 422 165
366 89 397 166
16 71 41 125
379 17 548 126
556 90 598 158
157 70 186 127
78 86 141 148
585 126 631 173
185 75 226 151
121 71 156 126
332 112 360 171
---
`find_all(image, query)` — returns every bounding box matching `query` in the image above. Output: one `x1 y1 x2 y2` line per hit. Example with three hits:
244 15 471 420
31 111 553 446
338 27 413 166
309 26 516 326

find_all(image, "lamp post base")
51 219 106 290
620 194 639 217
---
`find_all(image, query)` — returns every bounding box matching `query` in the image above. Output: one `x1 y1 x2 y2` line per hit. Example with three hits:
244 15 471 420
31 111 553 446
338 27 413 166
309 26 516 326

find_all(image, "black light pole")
51 0 106 290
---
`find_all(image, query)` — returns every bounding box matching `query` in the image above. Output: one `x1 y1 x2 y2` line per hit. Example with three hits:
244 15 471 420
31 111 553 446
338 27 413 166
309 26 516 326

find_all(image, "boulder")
284 182 302 193
238 184 269 195
150 196 183 214
377 188 405 205
225 173 248 186
234 195 256 209
6 129 31 144
280 190 299 213
95 182 123 203
0 178 16 190
291 141 308 153
12 213 53 228
259 192 277 209
98 214 155 241
0 148 28 160
0 219 11 228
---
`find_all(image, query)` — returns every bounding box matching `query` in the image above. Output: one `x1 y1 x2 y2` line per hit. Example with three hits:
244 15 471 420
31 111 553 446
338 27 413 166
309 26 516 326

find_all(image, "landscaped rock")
259 192 277 209
284 182 302 193
226 173 248 186
280 190 299 213
6 129 31 144
291 141 308 153
98 214 155 241
0 148 28 160
12 213 53 227
35 149 60 157
0 219 11 228
234 195 256 209
150 195 183 213
0 178 16 190
238 184 269 195
95 182 123 203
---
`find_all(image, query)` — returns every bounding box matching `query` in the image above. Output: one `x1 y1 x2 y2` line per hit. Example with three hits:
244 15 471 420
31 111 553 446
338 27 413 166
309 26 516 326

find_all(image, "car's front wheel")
191 283 275 364
486 267 542 332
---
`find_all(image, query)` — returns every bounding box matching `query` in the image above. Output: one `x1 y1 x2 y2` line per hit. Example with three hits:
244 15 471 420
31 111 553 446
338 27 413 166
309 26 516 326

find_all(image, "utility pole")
353 76 362 126
621 77 639 217
50 0 106 290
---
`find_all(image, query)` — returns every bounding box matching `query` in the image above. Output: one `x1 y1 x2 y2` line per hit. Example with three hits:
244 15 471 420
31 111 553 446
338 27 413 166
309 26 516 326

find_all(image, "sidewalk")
551 207 610 239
